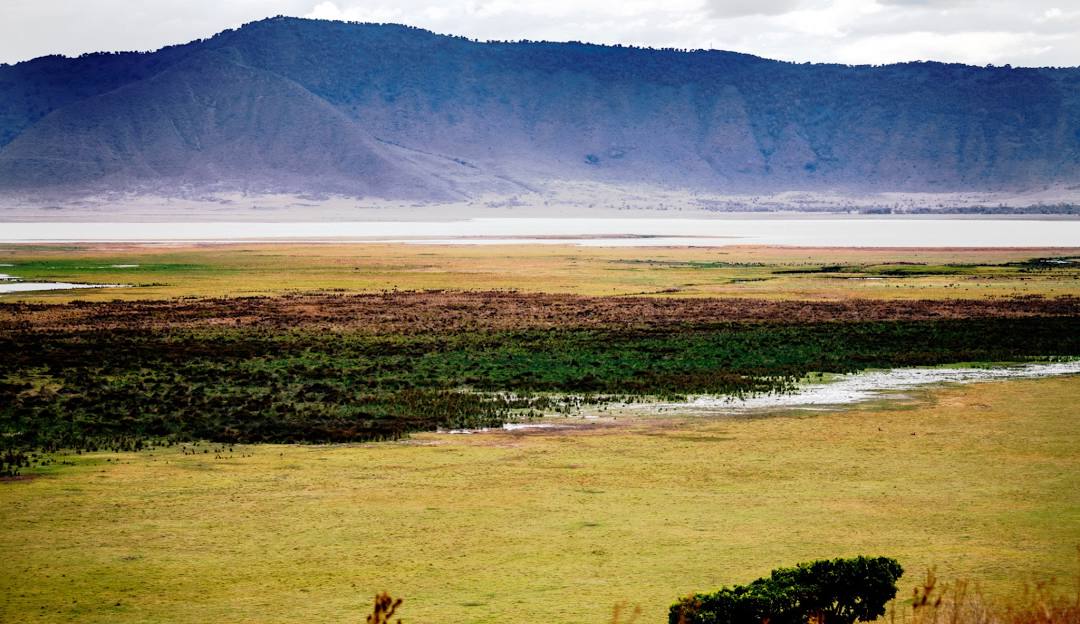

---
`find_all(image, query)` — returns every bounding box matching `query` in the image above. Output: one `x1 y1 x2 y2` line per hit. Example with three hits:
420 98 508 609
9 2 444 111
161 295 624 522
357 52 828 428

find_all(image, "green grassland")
2 376 1078 623
1 244 1079 300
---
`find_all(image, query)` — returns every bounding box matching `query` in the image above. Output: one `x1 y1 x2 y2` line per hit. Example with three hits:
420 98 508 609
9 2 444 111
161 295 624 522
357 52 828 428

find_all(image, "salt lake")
1 217 1078 246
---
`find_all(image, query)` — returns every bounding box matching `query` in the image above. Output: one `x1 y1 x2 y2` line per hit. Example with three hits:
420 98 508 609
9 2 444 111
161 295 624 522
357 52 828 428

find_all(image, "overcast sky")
2 0 1078 67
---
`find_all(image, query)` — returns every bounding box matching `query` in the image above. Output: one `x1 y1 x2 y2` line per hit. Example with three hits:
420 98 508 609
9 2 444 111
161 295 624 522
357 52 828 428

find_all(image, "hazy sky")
2 0 1078 67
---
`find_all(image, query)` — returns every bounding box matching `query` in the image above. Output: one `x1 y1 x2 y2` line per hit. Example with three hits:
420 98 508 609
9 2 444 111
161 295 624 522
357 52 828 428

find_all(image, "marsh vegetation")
2 291 1078 472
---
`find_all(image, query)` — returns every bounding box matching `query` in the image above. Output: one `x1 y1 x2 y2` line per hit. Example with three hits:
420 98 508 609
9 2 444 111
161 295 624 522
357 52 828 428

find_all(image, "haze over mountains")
1 16 1079 205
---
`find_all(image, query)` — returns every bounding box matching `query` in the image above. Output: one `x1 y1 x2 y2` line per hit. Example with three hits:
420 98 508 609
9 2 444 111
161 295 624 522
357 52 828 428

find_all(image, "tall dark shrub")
670 556 903 624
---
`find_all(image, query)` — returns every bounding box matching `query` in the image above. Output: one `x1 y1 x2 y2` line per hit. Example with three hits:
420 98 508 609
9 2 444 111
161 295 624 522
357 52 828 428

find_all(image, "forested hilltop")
2 16 1079 201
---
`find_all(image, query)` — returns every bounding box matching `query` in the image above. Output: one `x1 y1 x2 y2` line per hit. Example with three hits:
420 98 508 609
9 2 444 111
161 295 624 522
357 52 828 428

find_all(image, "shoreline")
1 216 1080 247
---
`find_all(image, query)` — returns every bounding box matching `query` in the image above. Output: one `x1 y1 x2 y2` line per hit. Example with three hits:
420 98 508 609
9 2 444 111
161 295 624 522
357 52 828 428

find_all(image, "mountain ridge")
2 16 1079 201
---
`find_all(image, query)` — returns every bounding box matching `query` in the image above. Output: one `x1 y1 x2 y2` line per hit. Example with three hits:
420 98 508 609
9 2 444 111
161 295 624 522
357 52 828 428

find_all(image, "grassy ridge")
2 316 1078 460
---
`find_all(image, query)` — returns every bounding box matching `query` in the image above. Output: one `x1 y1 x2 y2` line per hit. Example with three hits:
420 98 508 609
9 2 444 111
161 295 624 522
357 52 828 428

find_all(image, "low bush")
670 556 903 624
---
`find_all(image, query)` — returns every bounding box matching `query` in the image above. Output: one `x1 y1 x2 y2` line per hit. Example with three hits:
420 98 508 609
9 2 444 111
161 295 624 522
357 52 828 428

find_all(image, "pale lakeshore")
3 217 1080 247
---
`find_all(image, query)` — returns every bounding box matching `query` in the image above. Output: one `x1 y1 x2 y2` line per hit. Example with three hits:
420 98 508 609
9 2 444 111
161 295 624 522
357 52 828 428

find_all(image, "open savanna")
3 242 1079 623
1 243 1079 300
2 376 1078 624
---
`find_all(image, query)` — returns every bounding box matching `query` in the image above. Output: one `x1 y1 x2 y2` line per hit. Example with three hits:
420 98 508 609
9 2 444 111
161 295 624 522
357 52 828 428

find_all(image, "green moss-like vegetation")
2 316 1078 465
773 263 988 277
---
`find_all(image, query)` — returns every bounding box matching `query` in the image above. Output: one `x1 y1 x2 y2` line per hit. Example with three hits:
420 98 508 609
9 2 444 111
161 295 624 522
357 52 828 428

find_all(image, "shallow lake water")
648 360 1080 414
0 272 125 294
438 361 1080 434
2 217 1079 246
0 281 125 294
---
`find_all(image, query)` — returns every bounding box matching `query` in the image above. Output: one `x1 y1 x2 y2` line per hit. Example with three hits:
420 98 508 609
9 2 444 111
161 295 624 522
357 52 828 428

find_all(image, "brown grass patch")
3 291 1078 334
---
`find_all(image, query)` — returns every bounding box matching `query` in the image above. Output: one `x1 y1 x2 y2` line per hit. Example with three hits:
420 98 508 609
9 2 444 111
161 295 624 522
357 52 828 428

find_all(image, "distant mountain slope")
0 49 456 198
1 16 1079 199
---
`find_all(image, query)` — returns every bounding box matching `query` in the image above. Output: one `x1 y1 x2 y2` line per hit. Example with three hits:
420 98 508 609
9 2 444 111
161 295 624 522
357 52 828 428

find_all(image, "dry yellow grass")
1 243 1078 301
2 376 1078 623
